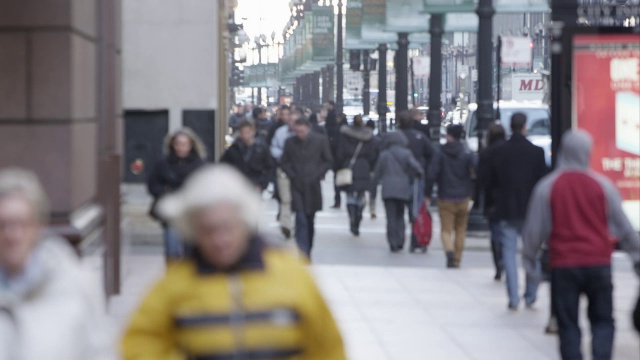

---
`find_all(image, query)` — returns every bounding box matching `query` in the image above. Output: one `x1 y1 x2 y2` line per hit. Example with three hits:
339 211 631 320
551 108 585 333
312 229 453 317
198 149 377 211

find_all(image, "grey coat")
281 132 333 215
373 132 423 201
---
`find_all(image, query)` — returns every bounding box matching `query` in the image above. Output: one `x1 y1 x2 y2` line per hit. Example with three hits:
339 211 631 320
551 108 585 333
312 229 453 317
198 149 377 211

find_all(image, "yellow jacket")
122 241 346 360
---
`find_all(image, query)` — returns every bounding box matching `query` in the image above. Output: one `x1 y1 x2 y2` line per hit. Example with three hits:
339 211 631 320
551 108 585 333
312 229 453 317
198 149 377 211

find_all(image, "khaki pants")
277 168 293 230
438 199 470 266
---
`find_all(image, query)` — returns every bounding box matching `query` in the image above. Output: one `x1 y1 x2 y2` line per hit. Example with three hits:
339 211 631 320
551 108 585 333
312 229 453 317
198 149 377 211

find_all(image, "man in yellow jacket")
122 165 345 360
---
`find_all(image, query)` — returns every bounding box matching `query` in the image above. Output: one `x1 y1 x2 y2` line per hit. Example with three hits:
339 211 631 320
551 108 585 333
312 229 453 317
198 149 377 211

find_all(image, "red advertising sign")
572 34 640 229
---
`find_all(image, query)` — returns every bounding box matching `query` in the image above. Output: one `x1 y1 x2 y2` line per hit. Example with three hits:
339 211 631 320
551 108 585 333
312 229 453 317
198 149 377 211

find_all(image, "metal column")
475 0 495 153
395 33 409 113
336 0 344 113
377 44 388 133
428 14 444 142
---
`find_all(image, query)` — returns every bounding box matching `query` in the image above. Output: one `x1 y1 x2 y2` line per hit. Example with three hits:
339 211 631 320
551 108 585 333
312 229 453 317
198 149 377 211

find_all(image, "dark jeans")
552 266 614 360
295 212 316 258
384 199 408 250
489 220 504 275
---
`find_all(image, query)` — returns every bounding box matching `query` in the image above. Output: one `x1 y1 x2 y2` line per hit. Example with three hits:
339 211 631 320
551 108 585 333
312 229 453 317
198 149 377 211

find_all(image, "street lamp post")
427 14 444 142
395 32 409 113
336 0 344 114
377 44 388 133
476 0 495 153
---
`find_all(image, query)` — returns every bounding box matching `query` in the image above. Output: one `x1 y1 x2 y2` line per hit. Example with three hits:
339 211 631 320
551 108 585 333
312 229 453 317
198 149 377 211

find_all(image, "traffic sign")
501 36 532 67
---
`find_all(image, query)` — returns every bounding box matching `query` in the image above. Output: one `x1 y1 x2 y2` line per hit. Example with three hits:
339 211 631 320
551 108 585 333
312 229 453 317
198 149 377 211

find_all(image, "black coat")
281 133 333 215
147 152 205 222
336 125 376 192
220 140 274 190
400 128 434 172
478 138 506 220
266 120 285 147
486 133 548 223
425 141 476 201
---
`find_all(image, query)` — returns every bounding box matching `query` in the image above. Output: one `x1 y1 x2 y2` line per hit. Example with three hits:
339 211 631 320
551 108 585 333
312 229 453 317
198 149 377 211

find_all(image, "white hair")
0 168 49 223
157 164 262 240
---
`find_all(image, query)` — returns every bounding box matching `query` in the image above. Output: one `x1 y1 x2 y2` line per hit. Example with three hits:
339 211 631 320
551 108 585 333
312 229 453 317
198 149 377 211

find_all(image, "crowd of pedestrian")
1 102 639 360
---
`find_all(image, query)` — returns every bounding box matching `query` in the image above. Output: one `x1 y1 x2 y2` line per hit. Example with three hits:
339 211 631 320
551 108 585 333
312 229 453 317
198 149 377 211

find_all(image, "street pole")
410 58 416 107
496 36 502 120
336 0 344 114
257 44 263 106
476 0 495 153
550 0 578 167
377 44 388 133
395 32 409 113
362 49 370 115
428 14 443 142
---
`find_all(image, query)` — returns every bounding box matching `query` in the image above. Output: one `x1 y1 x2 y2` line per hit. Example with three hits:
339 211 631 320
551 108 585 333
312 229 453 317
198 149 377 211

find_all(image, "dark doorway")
123 110 169 183
183 109 216 162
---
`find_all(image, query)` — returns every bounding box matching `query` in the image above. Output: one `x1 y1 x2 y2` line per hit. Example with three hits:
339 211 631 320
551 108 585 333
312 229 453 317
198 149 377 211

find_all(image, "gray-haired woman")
147 127 207 260
0 168 115 360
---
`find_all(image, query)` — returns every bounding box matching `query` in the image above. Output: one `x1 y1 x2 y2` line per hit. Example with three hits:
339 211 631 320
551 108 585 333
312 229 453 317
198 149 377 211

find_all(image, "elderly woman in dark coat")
336 115 376 236
373 131 423 252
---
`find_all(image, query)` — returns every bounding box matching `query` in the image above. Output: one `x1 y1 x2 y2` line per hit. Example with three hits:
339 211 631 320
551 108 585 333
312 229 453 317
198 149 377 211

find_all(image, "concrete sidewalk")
111 181 640 360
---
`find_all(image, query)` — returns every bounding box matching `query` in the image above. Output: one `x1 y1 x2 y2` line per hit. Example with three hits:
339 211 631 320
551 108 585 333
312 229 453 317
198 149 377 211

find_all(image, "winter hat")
158 164 262 240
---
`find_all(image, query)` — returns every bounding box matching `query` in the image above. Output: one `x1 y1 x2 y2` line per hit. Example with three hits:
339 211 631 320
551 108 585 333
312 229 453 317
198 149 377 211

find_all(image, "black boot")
354 205 364 235
446 251 455 268
347 205 358 236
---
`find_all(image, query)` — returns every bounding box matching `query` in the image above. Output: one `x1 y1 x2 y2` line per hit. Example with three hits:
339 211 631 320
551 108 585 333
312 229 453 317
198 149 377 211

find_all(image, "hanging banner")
386 0 429 34
572 33 640 230
422 0 476 13
346 0 366 49
501 36 532 67
362 0 396 43
312 5 335 62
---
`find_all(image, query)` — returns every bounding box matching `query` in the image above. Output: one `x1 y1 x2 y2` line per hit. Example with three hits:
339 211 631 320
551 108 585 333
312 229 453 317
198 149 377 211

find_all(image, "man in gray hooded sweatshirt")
425 124 476 268
523 130 640 360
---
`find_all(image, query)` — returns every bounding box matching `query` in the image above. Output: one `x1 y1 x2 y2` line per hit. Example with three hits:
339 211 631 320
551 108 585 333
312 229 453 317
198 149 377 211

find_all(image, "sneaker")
280 227 291 239
494 271 502 281
508 304 519 312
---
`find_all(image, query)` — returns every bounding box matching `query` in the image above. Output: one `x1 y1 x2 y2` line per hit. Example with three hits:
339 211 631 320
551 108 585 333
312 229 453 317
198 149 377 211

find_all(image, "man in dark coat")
409 108 431 137
220 119 274 191
324 101 342 208
487 112 548 310
398 111 435 252
281 117 333 258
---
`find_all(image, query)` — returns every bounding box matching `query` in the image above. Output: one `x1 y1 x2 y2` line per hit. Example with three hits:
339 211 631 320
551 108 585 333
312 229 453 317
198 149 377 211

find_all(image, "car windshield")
468 108 550 137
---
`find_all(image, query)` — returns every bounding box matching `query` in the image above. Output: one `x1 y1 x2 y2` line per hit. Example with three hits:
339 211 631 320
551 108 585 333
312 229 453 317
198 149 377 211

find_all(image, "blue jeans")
497 221 539 307
552 266 614 360
163 226 184 259
295 212 315 258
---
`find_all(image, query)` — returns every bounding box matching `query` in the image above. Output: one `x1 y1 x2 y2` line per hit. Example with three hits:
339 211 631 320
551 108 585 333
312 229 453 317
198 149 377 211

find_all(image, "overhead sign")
495 0 549 12
572 33 640 230
444 13 478 32
362 0 396 43
422 0 476 13
386 0 430 33
413 56 431 78
501 36 532 67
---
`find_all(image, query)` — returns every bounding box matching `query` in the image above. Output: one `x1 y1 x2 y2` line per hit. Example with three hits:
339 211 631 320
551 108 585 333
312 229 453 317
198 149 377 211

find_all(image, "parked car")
463 101 552 166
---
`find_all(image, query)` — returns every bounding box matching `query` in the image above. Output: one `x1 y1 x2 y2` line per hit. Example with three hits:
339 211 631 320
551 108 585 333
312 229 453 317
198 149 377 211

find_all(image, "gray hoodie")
522 130 640 276
373 132 423 201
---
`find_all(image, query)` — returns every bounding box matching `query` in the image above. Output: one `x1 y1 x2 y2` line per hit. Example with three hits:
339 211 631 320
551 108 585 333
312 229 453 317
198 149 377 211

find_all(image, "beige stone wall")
0 0 99 215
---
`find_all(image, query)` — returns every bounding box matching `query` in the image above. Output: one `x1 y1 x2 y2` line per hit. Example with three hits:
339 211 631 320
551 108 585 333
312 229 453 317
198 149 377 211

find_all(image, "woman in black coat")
147 127 206 260
336 115 376 236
